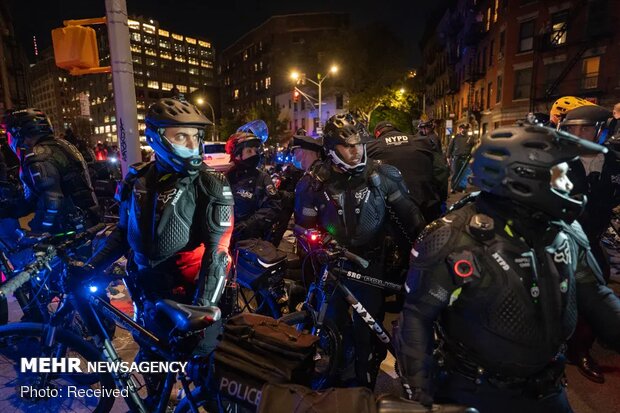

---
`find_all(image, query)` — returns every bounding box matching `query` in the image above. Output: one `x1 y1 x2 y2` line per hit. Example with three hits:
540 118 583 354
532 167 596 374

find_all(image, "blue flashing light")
89 285 98 293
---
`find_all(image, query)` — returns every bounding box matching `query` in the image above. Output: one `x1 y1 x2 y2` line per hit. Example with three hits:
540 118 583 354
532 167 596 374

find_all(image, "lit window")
582 56 600 89
112 124 117 132
200 60 213 68
143 24 155 34
188 57 199 66
104 115 110 123
177 85 187 93
186 37 196 44
550 11 568 46
146 58 157 66
158 29 169 37
143 36 155 45
139 123 146 131
160 51 172 60
486 8 491 31
148 80 159 89
105 125 111 133
188 46 197 55
189 87 198 93
189 67 199 75
234 89 239 99
198 40 211 48
266 97 271 105
130 44 142 53
265 77 271 89
243 50 248 61
174 54 186 63
159 40 170 49
135 78 144 87
137 101 145 109
172 33 183 41
128 20 140 29
161 82 173 91
174 43 185 53
145 47 156 56
137 113 145 120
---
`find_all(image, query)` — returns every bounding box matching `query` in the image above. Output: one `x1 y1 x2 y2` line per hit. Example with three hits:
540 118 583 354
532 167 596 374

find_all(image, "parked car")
203 141 231 172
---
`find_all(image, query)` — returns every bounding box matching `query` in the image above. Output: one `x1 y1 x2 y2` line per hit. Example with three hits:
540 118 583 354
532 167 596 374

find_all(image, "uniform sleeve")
238 172 281 239
575 246 620 351
294 174 318 229
366 139 382 159
23 147 65 230
394 220 464 394
378 164 426 240
196 171 234 306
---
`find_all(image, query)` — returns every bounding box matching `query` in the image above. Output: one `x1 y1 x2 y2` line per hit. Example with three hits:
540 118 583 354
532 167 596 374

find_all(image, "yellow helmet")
550 96 595 126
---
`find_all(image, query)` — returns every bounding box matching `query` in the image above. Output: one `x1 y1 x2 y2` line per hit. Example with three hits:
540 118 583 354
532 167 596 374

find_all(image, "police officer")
296 113 425 388
271 129 323 246
447 123 473 193
225 130 281 244
74 98 233 350
396 124 620 412
418 119 442 154
560 104 620 383
0 108 99 233
370 121 446 222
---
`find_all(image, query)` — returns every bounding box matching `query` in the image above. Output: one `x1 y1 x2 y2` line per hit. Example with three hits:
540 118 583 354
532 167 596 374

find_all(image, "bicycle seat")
376 394 429 413
155 299 221 333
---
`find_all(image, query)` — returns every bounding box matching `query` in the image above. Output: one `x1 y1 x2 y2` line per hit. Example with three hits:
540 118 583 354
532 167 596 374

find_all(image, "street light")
195 97 216 141
290 64 339 129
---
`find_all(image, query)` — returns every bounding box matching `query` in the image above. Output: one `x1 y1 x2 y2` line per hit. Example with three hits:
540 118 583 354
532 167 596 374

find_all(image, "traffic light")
293 90 300 103
52 25 99 70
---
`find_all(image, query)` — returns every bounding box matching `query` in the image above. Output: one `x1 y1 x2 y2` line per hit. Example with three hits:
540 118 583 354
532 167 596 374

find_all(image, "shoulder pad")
412 208 471 262
127 162 151 178
115 162 152 202
377 162 403 181
24 144 53 163
199 169 234 205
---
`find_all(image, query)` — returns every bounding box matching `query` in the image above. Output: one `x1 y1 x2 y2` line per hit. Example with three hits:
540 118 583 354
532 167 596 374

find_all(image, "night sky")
8 0 443 66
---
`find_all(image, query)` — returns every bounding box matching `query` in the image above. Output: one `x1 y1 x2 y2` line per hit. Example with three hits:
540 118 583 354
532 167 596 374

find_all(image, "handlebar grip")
0 267 39 299
344 250 369 269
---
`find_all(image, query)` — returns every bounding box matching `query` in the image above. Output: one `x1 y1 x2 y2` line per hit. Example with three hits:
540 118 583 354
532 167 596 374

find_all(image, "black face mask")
236 154 261 169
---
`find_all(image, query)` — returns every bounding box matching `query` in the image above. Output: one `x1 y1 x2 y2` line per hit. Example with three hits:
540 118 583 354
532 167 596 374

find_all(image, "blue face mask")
171 143 199 158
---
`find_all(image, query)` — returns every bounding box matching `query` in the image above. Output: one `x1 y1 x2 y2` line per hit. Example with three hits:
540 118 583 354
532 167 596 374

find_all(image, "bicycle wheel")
279 310 341 389
0 322 116 412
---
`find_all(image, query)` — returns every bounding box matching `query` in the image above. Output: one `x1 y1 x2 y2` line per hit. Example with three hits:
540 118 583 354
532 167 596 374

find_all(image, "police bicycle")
0 223 232 413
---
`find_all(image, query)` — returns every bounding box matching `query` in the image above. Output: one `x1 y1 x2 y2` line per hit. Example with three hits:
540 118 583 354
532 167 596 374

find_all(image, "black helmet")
323 113 371 174
145 98 212 175
470 124 607 222
373 120 397 138
559 104 612 145
2 108 53 153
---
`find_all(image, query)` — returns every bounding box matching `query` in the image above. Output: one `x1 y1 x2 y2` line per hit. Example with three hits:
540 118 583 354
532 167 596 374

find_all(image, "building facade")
422 0 620 145
275 91 347 137
29 17 216 145
219 12 349 134
0 2 29 113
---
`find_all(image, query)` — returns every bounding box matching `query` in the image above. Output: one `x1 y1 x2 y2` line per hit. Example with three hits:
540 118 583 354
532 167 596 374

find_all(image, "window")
160 51 172 60
233 89 239 99
159 40 170 49
336 94 344 109
265 77 271 89
143 24 155 34
200 49 213 59
135 77 144 87
130 44 142 53
130 32 141 42
128 20 140 30
172 33 183 41
158 29 169 37
518 20 535 52
147 80 159 89
496 75 503 103
145 58 157 66
198 40 211 48
486 7 491 31
200 61 213 68
161 82 173 91
174 54 186 63
544 62 563 88
174 43 185 53
499 31 506 58
487 82 493 108
513 68 532 99
550 11 568 46
189 67 199 75
188 57 199 66
132 55 142 65
177 85 187 93
143 36 155 45
185 37 196 45
266 97 271 105
144 47 156 56
493 0 499 22
188 46 197 55
582 56 600 89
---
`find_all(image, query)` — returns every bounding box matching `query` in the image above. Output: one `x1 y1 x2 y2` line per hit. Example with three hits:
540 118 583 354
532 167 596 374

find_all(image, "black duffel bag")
258 383 377 413
214 313 318 409
234 238 287 290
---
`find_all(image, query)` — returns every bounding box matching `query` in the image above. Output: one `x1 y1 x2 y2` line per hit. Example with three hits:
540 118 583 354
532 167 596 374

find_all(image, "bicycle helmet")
323 113 371 175
549 96 594 126
225 132 262 159
236 120 269 143
2 108 54 154
470 123 607 222
559 104 612 145
145 98 212 175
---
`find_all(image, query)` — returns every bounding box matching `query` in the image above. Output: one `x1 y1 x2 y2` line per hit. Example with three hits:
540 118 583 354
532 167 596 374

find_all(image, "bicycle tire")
0 322 116 413
279 310 342 389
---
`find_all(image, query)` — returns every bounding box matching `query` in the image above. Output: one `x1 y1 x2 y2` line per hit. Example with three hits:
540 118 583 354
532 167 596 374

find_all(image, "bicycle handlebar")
0 223 106 299
293 225 369 268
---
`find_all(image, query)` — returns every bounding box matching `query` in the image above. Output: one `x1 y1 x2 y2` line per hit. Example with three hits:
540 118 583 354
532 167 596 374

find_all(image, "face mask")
171 143 199 159
238 154 261 169
292 157 303 169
